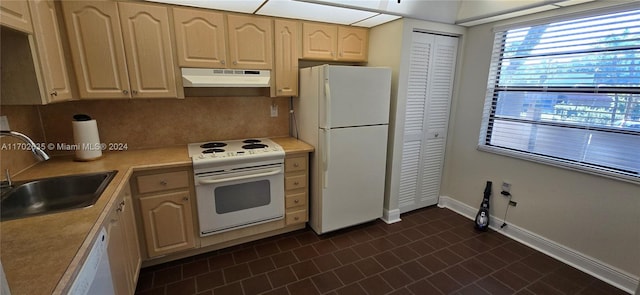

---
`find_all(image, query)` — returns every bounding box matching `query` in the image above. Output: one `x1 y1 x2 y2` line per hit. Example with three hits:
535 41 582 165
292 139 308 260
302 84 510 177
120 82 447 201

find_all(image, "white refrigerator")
296 65 392 234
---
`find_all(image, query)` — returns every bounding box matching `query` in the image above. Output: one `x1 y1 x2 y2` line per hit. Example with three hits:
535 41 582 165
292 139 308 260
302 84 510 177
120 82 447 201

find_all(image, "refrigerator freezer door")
321 66 391 129
316 124 388 233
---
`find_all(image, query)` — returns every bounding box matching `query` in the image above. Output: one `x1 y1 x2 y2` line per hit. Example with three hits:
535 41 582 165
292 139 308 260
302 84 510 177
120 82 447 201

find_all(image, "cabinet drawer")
285 156 307 172
136 171 189 194
285 192 307 209
285 209 307 225
285 174 306 190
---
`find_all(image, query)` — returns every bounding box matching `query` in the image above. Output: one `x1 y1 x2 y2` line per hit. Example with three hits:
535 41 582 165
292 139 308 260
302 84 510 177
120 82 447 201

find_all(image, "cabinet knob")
183 197 189 201
294 199 299 204
122 90 129 95
294 216 299 221
160 180 167 185
221 60 226 65
434 133 439 138
50 90 58 96
132 90 138 95
294 181 299 186
233 61 238 65
293 163 299 167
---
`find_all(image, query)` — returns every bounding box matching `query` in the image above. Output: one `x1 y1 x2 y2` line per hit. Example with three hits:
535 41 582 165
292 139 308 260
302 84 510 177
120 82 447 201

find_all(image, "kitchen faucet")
0 130 50 161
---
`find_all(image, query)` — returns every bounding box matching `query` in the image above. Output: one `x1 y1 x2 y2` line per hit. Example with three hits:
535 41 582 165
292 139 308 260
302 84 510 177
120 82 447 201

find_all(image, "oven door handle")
197 168 282 185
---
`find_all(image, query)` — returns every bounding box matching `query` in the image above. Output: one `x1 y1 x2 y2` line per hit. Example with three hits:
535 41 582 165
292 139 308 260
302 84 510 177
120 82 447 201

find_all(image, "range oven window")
214 180 271 214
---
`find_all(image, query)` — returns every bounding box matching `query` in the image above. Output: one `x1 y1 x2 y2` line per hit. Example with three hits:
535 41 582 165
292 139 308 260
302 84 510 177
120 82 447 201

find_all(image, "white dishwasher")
68 227 114 294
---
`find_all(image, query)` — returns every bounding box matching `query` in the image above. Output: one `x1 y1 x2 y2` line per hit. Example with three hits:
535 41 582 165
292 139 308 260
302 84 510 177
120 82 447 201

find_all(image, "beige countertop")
0 137 313 295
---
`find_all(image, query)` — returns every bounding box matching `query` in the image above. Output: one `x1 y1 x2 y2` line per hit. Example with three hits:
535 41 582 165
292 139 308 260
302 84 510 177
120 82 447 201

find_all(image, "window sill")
477 145 640 185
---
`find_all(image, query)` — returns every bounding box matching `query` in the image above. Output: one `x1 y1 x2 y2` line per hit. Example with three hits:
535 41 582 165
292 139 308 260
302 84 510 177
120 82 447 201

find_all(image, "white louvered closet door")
399 32 458 213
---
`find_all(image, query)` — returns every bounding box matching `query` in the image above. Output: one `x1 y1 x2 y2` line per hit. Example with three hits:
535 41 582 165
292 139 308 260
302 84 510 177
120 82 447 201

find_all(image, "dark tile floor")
135 206 627 295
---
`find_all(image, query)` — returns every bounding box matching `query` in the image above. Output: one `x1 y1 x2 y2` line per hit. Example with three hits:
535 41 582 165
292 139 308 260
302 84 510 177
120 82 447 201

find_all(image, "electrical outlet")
270 104 278 117
501 181 511 193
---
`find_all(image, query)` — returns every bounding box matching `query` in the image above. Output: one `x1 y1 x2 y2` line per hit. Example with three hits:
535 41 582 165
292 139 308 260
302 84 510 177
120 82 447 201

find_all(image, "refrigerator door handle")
324 80 331 129
322 128 330 188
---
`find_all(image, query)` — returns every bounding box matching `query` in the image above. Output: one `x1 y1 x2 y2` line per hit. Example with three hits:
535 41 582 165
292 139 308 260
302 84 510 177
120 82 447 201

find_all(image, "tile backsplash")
1 96 290 174
0 105 45 177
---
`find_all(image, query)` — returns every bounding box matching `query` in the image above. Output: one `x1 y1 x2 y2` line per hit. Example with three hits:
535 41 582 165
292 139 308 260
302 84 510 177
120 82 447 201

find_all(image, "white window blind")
480 9 640 182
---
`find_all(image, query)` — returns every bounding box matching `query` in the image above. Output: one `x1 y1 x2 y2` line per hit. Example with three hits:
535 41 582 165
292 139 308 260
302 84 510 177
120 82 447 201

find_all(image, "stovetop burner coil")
242 139 262 144
201 142 227 148
203 148 225 154
242 144 268 149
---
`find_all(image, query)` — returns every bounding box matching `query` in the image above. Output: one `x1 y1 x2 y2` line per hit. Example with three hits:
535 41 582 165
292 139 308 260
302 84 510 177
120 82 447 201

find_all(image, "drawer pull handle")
183 197 189 201
294 216 299 221
160 180 167 185
294 181 299 186
293 163 299 167
294 199 299 204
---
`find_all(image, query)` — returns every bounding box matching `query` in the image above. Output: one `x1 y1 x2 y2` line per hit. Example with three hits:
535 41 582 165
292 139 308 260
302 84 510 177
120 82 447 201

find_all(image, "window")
480 9 640 182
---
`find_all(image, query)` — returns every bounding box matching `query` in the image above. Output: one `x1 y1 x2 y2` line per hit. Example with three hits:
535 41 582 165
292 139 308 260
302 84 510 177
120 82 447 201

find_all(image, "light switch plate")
270 104 278 117
0 116 10 131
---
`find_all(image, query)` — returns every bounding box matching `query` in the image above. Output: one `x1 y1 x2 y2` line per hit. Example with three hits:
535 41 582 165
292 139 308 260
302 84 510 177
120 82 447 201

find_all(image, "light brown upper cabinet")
61 1 179 99
172 7 227 68
302 22 368 62
118 2 178 98
226 14 273 69
1 0 74 105
0 0 33 33
273 19 298 97
301 22 336 60
28 0 73 103
337 26 368 61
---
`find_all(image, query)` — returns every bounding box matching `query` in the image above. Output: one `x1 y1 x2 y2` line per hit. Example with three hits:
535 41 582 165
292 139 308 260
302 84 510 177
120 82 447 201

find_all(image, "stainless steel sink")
0 171 117 221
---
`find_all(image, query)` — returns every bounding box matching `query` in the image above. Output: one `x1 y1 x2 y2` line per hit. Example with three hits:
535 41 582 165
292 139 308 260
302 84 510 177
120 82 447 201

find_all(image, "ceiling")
145 0 597 28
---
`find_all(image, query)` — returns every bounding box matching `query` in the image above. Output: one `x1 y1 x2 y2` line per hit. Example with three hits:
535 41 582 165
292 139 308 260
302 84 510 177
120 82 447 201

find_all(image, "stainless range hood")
181 68 271 87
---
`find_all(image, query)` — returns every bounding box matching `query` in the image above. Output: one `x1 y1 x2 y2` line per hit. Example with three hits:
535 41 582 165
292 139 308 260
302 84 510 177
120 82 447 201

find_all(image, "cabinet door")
121 185 141 290
302 22 336 60
29 0 73 103
337 26 368 62
0 0 32 33
61 1 130 99
273 19 298 97
173 7 227 68
227 14 273 69
106 205 131 295
118 2 177 98
139 191 195 257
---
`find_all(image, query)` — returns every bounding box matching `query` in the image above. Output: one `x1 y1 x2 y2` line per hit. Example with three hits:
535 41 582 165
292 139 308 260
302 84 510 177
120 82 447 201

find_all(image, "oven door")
195 164 284 236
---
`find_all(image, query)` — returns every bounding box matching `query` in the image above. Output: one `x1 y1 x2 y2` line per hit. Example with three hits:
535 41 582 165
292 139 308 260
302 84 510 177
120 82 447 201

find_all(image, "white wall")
442 3 640 283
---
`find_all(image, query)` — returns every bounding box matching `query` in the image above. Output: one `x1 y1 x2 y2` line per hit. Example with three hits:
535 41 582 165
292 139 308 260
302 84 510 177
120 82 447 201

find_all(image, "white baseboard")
381 208 402 224
438 196 639 294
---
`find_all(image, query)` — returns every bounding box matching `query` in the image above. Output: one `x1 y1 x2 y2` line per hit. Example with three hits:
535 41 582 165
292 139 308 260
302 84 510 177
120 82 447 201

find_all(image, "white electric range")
187 138 285 236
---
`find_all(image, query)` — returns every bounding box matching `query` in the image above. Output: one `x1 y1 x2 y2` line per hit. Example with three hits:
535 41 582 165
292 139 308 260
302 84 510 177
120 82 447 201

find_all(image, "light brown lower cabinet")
138 189 196 258
284 153 309 225
106 182 140 295
132 168 197 259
